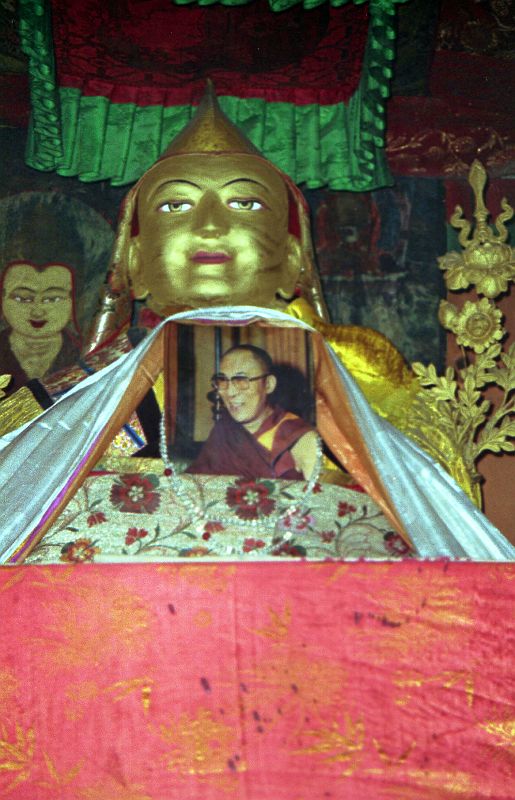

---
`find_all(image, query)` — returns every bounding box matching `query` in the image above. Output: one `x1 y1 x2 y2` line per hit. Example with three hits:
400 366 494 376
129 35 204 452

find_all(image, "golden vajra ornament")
438 160 515 298
405 161 514 509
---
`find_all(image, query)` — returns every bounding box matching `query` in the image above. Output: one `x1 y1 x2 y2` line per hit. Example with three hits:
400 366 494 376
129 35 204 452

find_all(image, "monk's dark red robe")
187 406 313 480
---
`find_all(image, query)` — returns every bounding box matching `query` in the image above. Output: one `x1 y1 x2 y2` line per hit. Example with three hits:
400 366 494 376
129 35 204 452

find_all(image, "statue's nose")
191 191 230 237
30 301 46 318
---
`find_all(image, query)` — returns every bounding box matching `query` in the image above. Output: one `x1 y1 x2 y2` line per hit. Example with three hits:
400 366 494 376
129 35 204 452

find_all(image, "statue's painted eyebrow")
151 179 202 198
8 285 69 294
149 177 269 201
223 178 269 192
8 285 36 293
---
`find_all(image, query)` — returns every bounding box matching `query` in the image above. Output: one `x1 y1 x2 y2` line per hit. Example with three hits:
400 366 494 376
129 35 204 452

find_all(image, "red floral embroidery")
243 538 266 553
87 511 107 527
226 479 275 521
202 532 211 541
125 527 148 546
338 501 357 517
204 521 225 534
271 541 306 558
60 538 100 563
346 483 366 494
384 532 412 557
278 511 315 533
304 482 322 494
319 531 335 543
110 474 161 514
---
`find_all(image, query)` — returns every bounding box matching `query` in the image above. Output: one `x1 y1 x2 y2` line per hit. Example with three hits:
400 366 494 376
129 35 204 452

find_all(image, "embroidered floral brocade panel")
24 468 410 563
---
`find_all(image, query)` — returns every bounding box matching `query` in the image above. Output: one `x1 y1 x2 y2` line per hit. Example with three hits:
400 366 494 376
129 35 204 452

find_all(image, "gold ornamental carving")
405 161 514 508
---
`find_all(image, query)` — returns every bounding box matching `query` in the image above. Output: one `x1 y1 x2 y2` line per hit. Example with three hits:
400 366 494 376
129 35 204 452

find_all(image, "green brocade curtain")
19 0 407 190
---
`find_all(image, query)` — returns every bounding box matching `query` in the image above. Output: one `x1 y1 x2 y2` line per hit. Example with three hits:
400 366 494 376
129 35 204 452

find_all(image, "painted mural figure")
0 261 80 394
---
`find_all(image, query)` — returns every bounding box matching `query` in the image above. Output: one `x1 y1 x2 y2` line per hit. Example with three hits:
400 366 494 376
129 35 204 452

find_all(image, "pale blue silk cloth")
0 307 513 562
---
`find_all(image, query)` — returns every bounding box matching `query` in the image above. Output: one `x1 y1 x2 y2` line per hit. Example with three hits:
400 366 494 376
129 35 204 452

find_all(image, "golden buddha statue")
86 82 417 435
2 84 513 562
1 83 481 505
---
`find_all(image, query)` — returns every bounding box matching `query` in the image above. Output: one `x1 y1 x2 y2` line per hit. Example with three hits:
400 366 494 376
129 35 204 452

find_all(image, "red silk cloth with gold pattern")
1 561 513 798
51 0 368 106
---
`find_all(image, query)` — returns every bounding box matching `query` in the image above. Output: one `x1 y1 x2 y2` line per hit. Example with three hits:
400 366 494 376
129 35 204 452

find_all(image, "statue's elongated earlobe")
276 233 303 303
127 238 149 300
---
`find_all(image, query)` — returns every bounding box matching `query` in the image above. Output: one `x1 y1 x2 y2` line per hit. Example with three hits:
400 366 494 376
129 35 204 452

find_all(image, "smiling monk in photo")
187 344 318 481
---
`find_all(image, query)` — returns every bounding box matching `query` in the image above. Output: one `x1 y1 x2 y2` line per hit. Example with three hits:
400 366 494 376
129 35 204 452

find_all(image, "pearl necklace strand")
159 413 323 534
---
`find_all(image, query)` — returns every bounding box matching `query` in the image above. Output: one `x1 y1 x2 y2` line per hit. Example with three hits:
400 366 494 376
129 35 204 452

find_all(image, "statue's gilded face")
129 154 300 315
2 263 73 339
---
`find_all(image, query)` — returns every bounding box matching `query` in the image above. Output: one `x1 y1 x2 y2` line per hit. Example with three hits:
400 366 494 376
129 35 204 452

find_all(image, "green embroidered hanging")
19 0 408 189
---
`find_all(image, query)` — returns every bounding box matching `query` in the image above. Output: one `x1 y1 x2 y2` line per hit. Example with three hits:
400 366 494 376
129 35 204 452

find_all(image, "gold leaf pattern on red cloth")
0 562 512 798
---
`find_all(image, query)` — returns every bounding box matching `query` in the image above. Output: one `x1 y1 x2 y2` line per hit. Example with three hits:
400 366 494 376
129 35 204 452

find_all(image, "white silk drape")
0 307 513 562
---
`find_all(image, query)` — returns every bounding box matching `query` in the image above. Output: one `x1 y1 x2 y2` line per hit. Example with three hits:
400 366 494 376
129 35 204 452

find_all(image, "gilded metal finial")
440 160 515 298
161 80 261 158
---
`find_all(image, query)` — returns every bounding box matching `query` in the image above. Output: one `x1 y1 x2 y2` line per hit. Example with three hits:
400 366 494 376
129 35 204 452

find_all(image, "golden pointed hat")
161 80 261 157
85 82 328 353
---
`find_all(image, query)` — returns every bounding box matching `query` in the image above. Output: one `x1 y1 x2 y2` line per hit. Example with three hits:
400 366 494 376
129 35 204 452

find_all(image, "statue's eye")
10 294 33 303
158 201 193 213
227 200 264 211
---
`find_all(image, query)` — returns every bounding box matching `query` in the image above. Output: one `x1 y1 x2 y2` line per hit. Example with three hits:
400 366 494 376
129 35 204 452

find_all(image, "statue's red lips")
30 320 47 328
191 251 231 264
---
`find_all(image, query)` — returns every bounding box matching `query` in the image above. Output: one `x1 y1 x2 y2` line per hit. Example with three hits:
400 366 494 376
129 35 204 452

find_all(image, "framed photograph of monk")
164 323 317 481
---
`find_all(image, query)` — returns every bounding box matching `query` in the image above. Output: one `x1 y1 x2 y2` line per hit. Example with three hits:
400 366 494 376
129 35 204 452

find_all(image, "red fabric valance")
19 0 403 189
51 0 368 106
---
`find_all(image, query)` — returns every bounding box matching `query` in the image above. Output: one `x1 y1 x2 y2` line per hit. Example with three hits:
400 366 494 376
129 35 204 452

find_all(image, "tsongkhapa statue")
86 82 416 432
0 84 513 564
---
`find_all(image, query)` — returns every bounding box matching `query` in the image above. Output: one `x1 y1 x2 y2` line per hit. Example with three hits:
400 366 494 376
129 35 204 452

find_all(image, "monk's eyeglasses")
211 373 270 392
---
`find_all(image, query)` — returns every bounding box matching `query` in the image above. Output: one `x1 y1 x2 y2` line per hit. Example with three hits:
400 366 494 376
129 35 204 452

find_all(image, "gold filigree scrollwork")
405 161 514 508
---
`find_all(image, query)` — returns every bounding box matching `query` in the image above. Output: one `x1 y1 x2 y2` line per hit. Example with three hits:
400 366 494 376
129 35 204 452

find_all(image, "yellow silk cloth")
286 298 420 429
286 301 480 507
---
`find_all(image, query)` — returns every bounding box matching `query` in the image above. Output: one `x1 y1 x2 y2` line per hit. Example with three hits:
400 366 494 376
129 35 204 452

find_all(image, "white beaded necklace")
159 412 323 534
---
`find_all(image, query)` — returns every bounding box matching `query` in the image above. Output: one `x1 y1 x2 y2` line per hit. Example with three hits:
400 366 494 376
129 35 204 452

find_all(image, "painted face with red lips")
2 263 73 339
129 153 301 315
